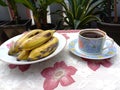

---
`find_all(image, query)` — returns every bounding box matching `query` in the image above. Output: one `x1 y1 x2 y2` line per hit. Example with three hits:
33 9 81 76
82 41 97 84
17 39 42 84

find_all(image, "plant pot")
0 30 9 45
0 21 10 45
0 21 10 26
29 23 56 30
0 21 7 25
97 21 120 45
2 19 32 39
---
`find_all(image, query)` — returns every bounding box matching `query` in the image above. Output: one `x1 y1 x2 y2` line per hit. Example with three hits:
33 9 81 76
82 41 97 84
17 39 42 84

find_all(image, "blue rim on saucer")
68 39 117 60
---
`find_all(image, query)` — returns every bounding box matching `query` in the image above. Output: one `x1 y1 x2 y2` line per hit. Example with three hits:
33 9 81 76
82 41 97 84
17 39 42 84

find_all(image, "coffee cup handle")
102 38 114 50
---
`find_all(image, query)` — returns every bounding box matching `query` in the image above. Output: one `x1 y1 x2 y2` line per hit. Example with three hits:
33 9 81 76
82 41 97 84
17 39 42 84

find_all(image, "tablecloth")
0 30 120 90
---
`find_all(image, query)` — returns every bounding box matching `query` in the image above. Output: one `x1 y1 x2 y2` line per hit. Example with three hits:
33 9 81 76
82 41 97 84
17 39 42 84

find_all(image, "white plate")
68 39 117 60
0 32 66 65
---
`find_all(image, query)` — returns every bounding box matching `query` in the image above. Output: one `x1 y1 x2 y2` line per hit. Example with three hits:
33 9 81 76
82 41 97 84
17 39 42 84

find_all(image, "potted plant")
57 0 103 29
0 0 32 39
97 0 120 45
15 0 64 30
0 0 10 44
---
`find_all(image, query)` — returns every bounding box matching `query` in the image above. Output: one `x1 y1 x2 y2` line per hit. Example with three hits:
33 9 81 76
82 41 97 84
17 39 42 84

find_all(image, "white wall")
0 3 30 21
0 6 10 20
17 4 30 20
117 1 120 16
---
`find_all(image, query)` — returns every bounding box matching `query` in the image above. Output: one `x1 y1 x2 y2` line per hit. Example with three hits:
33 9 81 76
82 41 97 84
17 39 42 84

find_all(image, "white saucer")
68 39 117 60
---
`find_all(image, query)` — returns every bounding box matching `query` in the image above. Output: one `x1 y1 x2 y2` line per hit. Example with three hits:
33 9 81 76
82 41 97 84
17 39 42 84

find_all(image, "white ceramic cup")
78 29 114 54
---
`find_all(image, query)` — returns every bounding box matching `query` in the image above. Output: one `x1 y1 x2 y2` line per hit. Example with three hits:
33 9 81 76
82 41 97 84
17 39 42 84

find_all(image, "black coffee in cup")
78 29 114 54
80 31 104 38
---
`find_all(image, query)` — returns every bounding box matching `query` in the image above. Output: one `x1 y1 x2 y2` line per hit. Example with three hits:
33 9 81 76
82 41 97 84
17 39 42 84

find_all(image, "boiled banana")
28 36 58 61
19 30 56 50
8 29 43 55
17 50 30 61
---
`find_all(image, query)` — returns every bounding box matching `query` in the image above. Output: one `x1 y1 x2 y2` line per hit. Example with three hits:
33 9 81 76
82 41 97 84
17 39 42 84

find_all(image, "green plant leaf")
60 0 103 29
86 0 104 15
65 10 74 25
46 0 64 5
0 0 7 6
15 0 36 11
79 0 91 19
79 15 101 28
64 17 73 27
76 5 83 19
68 0 77 18
74 20 81 29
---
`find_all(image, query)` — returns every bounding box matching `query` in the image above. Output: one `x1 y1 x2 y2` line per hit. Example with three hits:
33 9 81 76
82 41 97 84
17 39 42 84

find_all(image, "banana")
28 36 58 61
8 29 43 55
19 30 56 50
17 50 30 61
15 29 43 49
8 41 18 55
16 29 43 46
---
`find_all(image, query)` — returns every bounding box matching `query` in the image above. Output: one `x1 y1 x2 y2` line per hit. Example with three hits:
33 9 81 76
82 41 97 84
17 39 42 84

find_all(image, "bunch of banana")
17 50 30 61
8 29 43 55
19 30 56 50
8 29 58 61
28 36 58 61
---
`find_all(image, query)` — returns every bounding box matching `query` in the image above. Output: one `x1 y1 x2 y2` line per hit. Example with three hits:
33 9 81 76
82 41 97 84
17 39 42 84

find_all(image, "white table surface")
0 30 120 90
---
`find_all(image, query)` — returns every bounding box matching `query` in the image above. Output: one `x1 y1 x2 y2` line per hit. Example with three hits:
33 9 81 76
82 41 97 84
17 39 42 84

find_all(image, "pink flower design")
62 34 70 40
41 61 77 90
9 64 31 72
82 58 112 71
